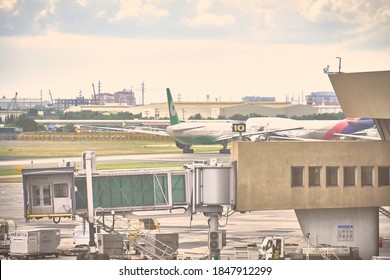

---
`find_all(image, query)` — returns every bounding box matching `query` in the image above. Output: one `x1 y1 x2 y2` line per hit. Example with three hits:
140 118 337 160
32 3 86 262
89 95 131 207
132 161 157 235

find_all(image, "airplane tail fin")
166 88 180 125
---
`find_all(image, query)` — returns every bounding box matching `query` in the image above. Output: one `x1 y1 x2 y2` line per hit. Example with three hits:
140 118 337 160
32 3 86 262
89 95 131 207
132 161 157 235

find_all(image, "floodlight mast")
336 57 342 73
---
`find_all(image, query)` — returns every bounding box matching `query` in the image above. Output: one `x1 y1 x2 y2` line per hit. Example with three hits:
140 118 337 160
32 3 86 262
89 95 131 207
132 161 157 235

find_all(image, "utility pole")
141 82 145 105
98 81 102 99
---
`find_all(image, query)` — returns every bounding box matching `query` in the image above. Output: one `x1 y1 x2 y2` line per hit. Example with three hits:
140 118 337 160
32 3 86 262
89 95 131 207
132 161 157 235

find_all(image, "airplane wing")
266 135 324 141
333 133 381 141
80 125 169 136
169 125 206 133
214 127 304 143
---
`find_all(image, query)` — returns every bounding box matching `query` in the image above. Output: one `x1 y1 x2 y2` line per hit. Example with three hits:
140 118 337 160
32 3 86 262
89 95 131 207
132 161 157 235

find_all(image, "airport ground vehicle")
183 160 209 169
8 229 61 259
258 236 360 260
0 219 16 257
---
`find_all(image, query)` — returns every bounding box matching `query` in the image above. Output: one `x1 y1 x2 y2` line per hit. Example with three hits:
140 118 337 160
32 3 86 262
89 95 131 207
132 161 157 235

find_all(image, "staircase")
95 215 176 260
379 207 390 218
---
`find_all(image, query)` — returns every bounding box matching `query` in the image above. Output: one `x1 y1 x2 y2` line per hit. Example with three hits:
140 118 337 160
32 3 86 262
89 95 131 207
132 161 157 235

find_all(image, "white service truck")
258 236 360 260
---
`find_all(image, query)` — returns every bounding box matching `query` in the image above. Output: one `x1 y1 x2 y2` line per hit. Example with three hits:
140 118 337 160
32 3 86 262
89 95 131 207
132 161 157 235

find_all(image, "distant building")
306 91 339 106
54 96 100 111
0 96 48 110
242 96 276 102
113 89 136 105
96 92 114 104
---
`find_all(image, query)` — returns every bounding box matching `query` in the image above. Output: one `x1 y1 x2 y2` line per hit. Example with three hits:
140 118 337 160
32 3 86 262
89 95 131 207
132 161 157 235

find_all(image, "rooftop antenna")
336 57 342 73
323 65 330 74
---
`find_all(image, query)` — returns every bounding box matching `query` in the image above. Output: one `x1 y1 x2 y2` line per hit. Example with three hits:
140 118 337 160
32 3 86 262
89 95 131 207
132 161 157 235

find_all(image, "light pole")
336 57 342 73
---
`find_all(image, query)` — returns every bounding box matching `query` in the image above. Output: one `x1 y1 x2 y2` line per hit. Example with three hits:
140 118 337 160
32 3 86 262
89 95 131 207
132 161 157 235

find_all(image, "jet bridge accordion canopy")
74 169 189 213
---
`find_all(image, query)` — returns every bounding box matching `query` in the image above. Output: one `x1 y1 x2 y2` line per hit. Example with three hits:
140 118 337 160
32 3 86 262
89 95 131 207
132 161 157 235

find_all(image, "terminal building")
232 70 390 259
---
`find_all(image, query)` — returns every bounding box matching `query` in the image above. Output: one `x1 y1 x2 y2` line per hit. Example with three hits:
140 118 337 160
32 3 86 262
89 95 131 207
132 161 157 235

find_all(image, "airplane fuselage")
246 117 374 140
166 122 234 145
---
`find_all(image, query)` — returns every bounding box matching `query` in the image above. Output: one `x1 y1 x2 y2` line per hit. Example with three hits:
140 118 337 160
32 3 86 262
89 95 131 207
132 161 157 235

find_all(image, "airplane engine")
175 141 186 149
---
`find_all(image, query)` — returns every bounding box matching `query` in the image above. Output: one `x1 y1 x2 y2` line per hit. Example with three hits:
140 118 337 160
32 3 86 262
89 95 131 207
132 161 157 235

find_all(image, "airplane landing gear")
219 148 230 154
219 142 230 154
183 147 194 153
176 141 194 153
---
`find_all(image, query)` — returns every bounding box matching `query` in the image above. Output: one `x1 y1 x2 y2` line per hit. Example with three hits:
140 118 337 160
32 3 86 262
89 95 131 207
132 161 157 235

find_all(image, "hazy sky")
0 0 389 104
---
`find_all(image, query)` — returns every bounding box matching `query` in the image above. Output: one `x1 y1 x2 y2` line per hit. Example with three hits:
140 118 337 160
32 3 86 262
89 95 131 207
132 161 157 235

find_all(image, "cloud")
184 12 236 27
296 0 390 49
184 0 236 27
0 0 388 50
0 0 17 11
298 0 367 23
76 0 88 7
109 0 170 22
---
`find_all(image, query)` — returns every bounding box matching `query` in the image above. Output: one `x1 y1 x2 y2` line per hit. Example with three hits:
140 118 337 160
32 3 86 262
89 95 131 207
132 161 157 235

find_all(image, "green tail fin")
166 88 180 125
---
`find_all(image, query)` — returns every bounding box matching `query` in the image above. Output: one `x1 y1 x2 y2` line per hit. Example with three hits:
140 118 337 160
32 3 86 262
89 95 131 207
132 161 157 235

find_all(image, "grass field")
0 140 225 182
0 140 224 158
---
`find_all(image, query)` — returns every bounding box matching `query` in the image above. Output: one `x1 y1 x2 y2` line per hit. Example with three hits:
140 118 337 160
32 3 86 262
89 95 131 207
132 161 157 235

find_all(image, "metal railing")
95 215 176 260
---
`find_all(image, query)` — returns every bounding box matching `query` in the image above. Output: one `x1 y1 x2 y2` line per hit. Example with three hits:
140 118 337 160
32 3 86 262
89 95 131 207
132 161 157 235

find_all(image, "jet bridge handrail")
95 215 176 260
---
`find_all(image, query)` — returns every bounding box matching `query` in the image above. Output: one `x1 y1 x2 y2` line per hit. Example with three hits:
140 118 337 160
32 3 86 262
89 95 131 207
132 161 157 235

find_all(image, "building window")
326 166 339 187
309 166 321 187
42 185 51 206
379 166 390 187
32 185 40 207
361 166 374 187
54 183 69 198
291 167 304 187
343 166 356 187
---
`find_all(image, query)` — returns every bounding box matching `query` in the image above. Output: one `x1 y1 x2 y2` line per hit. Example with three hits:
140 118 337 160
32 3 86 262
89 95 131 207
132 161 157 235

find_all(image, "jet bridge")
74 169 189 215
21 154 236 259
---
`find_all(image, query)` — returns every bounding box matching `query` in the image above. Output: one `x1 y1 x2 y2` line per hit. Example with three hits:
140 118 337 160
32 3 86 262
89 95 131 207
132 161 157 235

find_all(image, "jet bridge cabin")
22 167 76 221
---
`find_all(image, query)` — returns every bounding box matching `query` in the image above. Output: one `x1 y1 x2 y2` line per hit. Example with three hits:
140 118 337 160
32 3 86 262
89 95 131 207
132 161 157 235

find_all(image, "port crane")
7 92 18 110
48 90 54 106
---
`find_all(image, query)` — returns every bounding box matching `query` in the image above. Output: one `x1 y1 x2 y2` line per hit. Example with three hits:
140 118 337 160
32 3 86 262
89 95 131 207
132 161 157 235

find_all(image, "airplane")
244 117 375 141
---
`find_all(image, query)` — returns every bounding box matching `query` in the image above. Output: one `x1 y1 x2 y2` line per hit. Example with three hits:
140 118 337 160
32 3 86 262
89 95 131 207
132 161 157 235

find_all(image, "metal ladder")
309 247 341 260
95 215 176 260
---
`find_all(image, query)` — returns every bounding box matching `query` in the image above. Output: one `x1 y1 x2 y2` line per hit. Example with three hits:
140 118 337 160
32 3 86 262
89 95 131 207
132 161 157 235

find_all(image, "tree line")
2 110 346 132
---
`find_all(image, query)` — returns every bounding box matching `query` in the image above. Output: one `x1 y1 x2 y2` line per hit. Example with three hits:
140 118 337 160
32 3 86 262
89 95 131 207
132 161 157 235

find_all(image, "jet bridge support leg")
209 212 220 260
85 152 97 256
77 151 109 260
197 205 224 260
